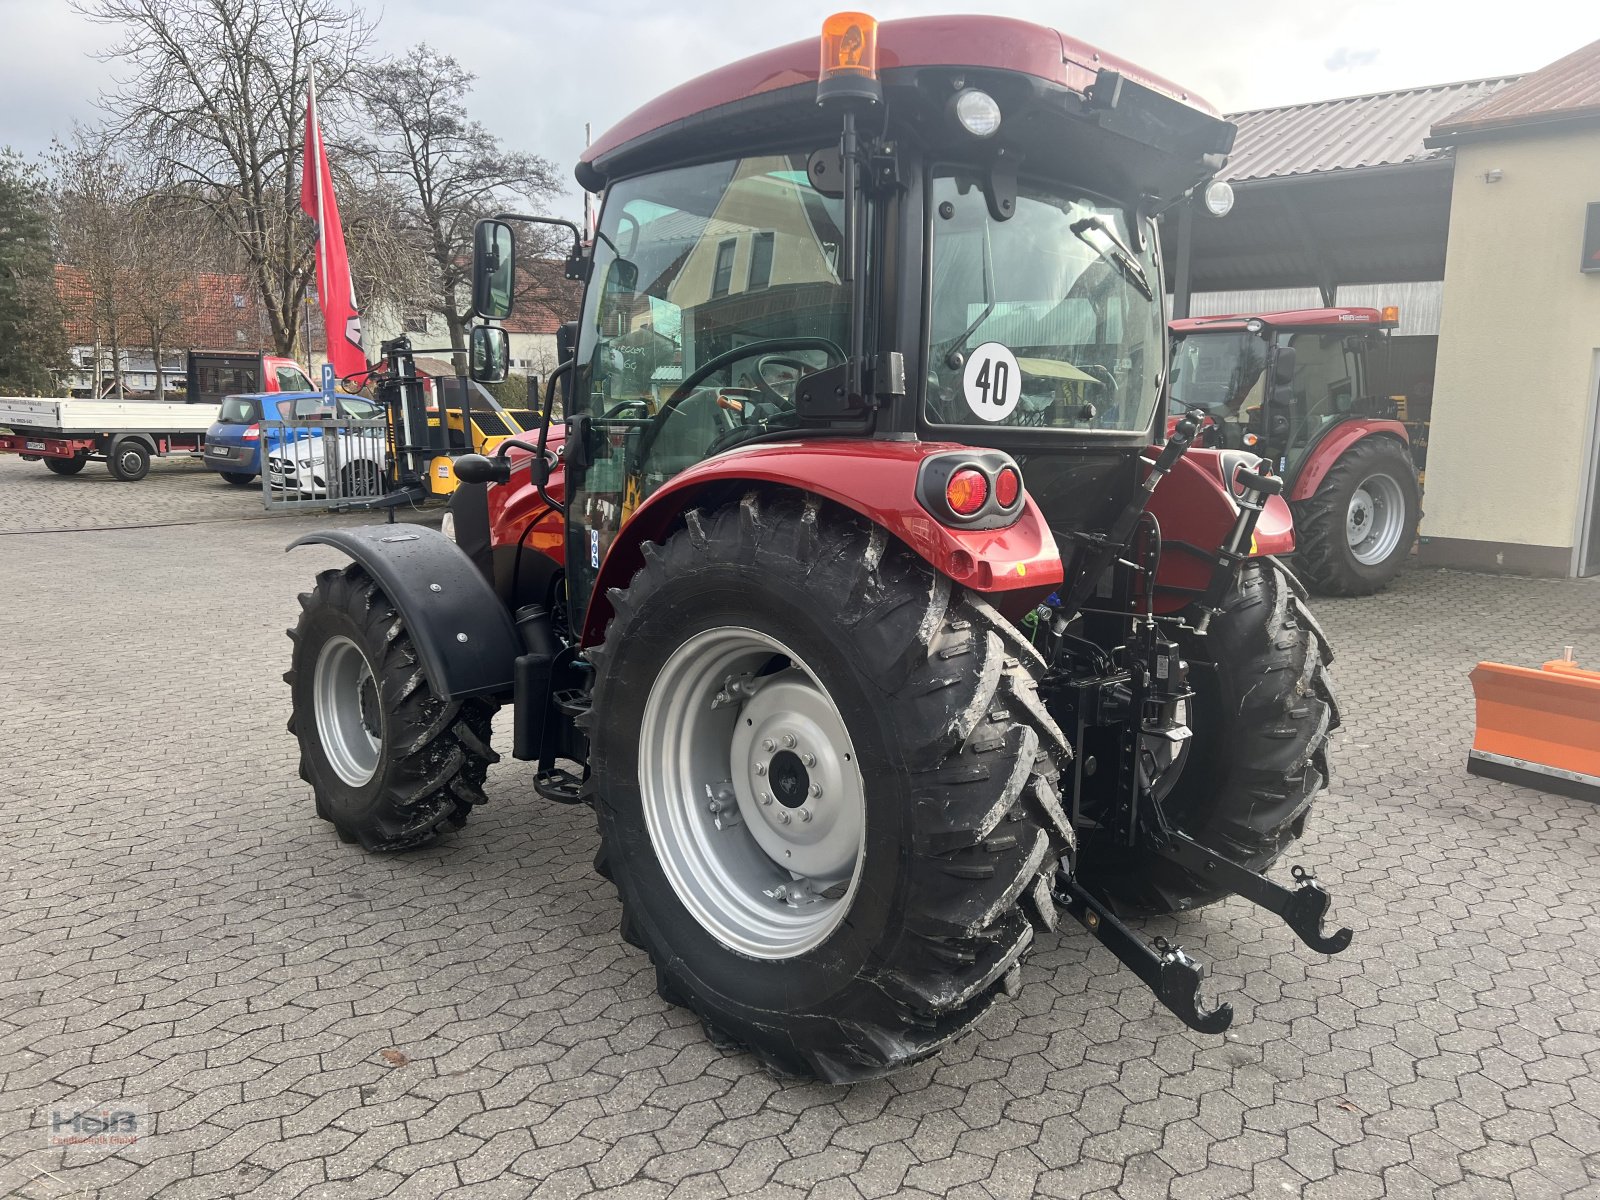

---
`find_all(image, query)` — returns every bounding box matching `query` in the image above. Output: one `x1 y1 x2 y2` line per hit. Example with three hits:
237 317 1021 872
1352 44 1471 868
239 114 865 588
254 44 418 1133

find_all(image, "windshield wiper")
1071 216 1154 301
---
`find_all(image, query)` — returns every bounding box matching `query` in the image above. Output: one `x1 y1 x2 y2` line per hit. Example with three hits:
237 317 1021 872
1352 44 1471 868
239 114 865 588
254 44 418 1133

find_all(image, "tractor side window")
1283 333 1361 454
926 172 1164 434
577 153 850 495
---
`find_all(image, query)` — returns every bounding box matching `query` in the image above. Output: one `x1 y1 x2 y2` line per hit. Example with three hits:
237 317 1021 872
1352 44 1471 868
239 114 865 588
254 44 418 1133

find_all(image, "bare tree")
77 0 375 359
124 191 215 397
359 45 560 369
50 132 136 396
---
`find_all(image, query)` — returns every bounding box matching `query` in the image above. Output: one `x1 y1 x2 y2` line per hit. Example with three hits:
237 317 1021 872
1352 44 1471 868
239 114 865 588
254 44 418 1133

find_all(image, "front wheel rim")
314 635 383 786
1346 471 1407 566
639 626 867 959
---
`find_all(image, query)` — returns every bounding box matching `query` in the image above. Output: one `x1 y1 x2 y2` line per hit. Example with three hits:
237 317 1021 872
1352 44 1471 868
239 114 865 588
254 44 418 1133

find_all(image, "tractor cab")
286 12 1353 1083
1170 308 1420 593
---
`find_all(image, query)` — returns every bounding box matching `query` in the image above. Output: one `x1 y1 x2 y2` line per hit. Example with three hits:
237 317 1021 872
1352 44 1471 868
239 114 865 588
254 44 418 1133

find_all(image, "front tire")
1294 437 1419 595
1078 562 1337 915
588 492 1074 1082
286 563 498 850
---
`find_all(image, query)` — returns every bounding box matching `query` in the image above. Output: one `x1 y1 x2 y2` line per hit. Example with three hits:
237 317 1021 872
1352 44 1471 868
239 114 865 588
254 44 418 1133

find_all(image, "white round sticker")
961 342 1021 422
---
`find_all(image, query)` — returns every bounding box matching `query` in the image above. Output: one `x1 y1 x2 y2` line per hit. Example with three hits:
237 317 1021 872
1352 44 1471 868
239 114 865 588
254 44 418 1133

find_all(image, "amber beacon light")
818 12 881 104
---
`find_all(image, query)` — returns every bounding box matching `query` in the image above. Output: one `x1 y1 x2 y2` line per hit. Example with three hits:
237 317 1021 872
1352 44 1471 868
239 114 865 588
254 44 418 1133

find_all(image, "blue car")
203 391 373 487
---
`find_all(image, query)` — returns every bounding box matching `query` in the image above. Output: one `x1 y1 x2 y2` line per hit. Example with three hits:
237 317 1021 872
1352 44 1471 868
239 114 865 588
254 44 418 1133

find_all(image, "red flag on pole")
300 72 366 382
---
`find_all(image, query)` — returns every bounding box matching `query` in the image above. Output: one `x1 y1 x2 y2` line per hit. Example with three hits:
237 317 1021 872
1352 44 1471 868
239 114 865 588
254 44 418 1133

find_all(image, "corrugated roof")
1221 77 1519 182
1431 38 1600 139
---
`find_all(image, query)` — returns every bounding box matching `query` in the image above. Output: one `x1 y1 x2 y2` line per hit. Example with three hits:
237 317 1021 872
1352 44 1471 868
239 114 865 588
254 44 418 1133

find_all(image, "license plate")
211 446 233 457
25 440 45 451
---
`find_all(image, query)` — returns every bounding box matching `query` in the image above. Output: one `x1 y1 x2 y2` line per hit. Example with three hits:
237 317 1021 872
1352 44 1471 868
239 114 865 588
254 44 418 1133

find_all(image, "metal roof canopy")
1163 77 1518 310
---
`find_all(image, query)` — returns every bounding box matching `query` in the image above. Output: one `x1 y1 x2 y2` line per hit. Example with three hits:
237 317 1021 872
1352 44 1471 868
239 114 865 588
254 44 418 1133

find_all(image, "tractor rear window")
925 173 1164 435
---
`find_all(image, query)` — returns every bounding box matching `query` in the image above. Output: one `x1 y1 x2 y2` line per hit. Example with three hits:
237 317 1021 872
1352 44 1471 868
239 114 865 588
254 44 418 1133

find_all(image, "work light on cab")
946 467 989 516
952 89 1002 137
818 11 880 105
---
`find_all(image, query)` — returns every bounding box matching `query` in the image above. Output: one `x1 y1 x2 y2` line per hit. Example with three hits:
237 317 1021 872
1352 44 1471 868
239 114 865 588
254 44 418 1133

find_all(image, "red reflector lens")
946 468 988 516
994 466 1020 508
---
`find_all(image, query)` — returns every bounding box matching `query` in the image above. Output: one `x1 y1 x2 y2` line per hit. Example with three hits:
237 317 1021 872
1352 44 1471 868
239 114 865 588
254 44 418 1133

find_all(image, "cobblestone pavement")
0 452 269 535
2 452 1598 1199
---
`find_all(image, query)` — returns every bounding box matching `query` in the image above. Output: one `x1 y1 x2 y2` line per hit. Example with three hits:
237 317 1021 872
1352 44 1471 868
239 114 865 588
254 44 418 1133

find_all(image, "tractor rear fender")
1149 448 1296 614
578 440 1064 648
1288 419 1410 502
289 524 521 700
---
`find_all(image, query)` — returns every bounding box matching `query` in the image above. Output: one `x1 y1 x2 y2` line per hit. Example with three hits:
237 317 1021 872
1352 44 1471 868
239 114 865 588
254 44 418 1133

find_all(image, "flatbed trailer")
0 396 221 482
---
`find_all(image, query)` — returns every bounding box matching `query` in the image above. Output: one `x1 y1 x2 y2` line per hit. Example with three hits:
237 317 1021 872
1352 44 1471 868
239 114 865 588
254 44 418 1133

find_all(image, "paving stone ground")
1 451 1597 1199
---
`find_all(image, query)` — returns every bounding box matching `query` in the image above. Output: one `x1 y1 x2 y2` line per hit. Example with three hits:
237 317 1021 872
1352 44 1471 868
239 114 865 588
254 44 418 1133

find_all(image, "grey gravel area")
2 451 1597 1199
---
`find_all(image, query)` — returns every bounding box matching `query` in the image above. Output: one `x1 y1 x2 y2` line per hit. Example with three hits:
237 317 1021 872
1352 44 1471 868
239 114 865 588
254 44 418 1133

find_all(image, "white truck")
0 396 221 482
0 351 315 482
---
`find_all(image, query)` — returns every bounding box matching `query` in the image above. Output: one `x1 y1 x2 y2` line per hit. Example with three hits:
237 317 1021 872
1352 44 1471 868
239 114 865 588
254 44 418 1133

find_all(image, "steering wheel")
754 355 819 406
1079 363 1118 399
602 399 652 419
634 336 846 464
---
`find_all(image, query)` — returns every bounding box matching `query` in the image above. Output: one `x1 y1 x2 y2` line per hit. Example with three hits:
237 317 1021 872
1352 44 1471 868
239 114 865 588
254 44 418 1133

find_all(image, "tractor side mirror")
1271 345 1297 385
472 219 516 320
469 324 509 384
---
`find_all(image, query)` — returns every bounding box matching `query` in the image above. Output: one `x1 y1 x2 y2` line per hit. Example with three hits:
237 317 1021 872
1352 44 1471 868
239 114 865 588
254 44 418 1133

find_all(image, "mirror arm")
494 212 589 280
531 358 575 515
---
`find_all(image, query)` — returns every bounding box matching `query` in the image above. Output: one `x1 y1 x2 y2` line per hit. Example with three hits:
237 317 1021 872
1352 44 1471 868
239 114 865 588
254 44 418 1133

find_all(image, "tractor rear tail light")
242 423 260 440
994 466 1021 509
916 451 1026 530
946 468 988 516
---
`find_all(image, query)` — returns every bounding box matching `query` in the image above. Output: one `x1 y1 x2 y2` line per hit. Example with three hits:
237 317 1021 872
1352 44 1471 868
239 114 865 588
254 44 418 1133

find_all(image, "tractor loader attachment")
1468 653 1600 803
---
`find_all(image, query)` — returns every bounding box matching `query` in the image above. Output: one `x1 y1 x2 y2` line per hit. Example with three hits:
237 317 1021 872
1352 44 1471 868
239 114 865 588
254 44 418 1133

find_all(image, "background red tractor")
1169 307 1422 594
284 13 1349 1082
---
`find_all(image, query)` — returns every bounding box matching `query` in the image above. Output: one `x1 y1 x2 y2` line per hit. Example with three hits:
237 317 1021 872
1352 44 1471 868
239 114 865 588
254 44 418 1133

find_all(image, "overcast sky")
3 0 1593 216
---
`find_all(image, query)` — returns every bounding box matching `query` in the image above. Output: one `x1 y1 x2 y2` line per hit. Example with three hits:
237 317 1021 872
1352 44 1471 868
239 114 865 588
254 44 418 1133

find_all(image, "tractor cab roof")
1171 307 1392 336
577 15 1231 203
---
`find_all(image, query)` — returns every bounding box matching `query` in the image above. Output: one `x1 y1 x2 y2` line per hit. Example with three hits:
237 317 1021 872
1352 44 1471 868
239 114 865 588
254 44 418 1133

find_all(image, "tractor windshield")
925 172 1163 434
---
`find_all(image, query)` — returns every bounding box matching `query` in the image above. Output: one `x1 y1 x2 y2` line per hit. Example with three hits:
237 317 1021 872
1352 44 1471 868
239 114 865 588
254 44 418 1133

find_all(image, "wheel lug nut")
809 783 822 798
754 764 767 776
778 812 791 825
782 734 796 748
761 738 775 752
802 753 816 767
758 792 771 805
799 808 812 822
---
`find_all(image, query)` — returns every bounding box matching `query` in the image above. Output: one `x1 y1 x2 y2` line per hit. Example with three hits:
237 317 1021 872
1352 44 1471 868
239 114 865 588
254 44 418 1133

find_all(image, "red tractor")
284 14 1348 1082
1169 308 1421 594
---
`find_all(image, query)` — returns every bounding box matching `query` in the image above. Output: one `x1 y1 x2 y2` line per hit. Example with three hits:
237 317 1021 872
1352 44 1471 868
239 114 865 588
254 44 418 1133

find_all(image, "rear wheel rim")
314 635 382 786
1346 471 1406 566
639 626 866 959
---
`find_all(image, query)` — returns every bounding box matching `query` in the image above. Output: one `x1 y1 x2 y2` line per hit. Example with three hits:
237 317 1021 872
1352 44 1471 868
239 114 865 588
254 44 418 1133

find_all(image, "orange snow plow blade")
1468 656 1600 802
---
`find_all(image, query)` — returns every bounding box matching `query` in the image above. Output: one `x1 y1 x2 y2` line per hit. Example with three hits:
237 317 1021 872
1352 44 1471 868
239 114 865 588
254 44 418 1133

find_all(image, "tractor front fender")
1149 449 1296 613
290 524 520 700
1288 419 1410 501
579 439 1064 647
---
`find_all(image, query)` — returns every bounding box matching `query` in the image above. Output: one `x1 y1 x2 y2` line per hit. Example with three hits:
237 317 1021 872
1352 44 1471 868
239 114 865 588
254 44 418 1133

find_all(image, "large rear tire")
1293 437 1419 596
1078 561 1337 916
286 563 498 851
45 455 88 476
587 492 1074 1082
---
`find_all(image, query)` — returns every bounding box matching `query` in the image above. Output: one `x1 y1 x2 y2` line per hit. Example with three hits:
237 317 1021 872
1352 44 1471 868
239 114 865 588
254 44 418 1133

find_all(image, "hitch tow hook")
1154 832 1354 955
1054 875 1234 1035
